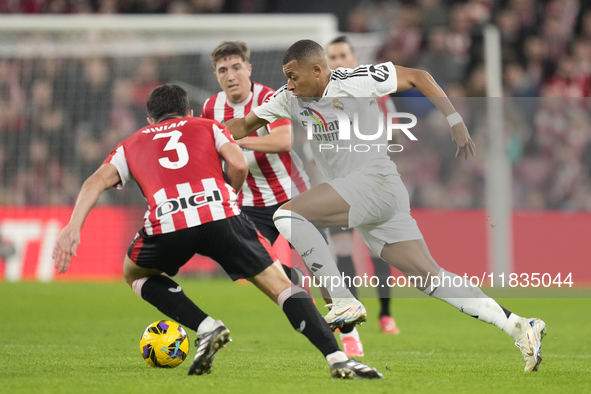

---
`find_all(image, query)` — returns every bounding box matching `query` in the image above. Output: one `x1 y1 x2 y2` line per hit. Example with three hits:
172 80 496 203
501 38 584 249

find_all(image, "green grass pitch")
1 279 590 394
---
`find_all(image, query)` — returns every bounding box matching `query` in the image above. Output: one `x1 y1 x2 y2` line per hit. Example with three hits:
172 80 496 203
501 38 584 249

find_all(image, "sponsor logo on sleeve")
369 64 389 82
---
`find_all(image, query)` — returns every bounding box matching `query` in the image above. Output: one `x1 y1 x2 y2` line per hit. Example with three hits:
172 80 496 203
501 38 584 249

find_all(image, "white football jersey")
253 62 400 181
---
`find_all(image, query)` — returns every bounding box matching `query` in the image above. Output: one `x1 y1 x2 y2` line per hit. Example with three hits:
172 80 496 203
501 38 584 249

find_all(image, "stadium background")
0 0 590 286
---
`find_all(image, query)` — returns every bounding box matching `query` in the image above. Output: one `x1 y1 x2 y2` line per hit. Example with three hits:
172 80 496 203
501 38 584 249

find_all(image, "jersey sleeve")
212 121 236 151
367 62 398 96
252 86 291 124
103 145 131 190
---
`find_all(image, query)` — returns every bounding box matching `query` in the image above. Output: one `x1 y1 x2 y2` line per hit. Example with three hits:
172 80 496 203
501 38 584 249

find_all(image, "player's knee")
123 269 137 287
272 207 292 221
122 256 156 287
123 257 135 286
273 208 297 242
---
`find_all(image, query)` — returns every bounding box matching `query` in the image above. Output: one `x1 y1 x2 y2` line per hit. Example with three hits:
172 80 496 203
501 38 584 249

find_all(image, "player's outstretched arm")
52 163 121 274
219 142 249 193
395 65 476 160
235 124 291 153
225 111 269 140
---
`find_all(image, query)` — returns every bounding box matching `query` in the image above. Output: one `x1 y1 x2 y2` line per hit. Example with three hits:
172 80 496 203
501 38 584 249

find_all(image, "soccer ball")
140 320 190 368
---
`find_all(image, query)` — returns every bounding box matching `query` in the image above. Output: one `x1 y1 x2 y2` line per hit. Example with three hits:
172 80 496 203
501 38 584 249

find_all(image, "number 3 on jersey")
153 130 189 169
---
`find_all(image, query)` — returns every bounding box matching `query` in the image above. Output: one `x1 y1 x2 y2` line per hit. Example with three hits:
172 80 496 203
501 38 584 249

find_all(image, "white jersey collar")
322 70 335 97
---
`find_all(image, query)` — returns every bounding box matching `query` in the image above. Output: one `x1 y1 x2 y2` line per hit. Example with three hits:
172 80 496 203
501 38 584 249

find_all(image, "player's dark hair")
329 36 354 54
282 39 326 65
146 84 190 122
211 41 250 68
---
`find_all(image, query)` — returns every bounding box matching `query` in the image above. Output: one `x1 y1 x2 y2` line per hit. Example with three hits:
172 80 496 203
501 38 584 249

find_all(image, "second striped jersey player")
202 81 309 208
202 41 310 250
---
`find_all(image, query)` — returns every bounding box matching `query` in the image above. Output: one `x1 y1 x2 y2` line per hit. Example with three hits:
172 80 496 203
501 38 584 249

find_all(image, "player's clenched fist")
52 225 81 273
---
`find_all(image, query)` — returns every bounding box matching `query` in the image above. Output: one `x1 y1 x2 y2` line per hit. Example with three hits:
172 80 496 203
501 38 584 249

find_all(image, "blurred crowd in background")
0 0 591 211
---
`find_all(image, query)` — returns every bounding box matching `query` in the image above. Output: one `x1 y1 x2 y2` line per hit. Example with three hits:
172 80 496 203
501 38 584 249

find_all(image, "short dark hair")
146 84 190 122
329 36 355 54
211 41 250 68
282 39 325 65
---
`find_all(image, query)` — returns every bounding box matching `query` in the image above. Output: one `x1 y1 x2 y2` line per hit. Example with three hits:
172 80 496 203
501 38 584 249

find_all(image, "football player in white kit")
226 39 546 372
324 36 401 359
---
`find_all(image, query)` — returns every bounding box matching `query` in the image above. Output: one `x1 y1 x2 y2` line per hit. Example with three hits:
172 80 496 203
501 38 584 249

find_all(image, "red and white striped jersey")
201 82 310 207
104 117 241 235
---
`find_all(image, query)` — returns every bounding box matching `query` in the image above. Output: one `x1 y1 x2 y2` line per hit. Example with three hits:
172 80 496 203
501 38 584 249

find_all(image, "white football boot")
324 298 367 329
514 318 547 372
329 358 383 379
188 320 231 375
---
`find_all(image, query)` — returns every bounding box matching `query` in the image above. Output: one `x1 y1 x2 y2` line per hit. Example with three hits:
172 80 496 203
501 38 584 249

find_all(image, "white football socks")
273 209 354 299
502 313 527 340
196 316 216 335
424 268 524 340
326 350 349 365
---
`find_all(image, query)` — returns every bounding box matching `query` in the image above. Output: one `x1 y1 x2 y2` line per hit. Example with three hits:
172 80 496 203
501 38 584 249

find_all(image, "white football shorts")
328 169 423 257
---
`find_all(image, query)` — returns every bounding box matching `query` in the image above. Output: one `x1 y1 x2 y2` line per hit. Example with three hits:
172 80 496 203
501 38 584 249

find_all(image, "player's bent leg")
123 256 214 337
274 188 367 329
247 260 293 303
286 249 314 299
379 239 440 290
284 183 350 229
381 240 546 371
124 253 230 376
261 234 296 284
274 209 366 329
247 262 381 379
249 263 344 360
123 258 231 377
240 204 297 285
123 255 162 286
